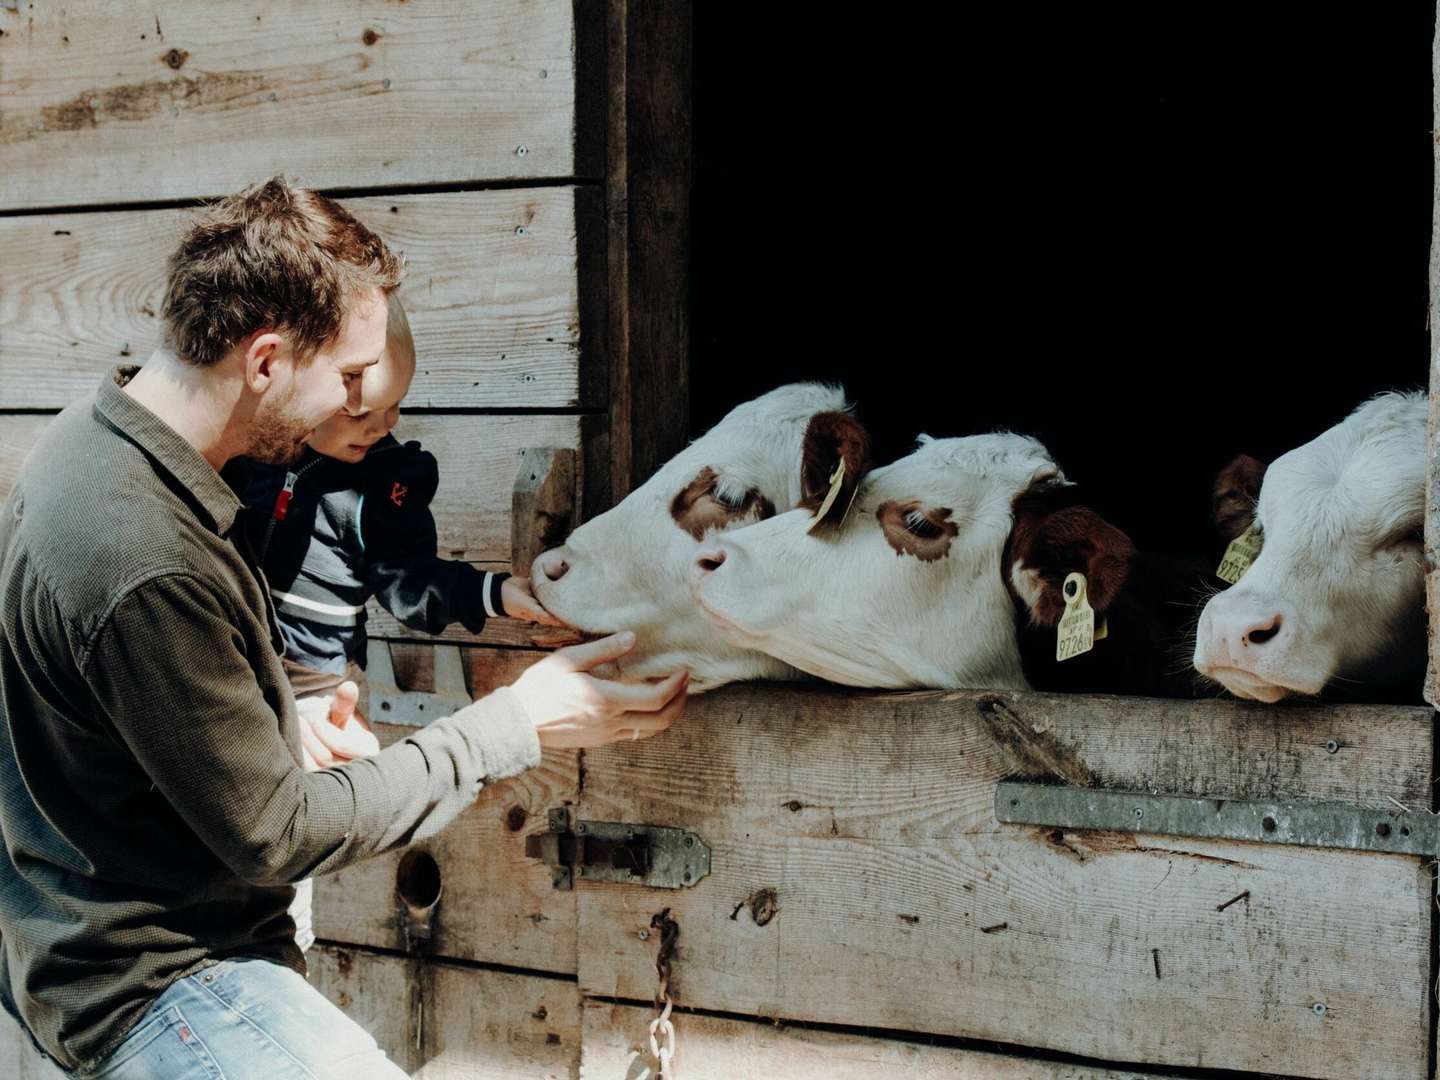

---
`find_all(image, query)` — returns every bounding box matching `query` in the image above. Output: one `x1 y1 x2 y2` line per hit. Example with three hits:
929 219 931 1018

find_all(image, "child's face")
307 343 413 463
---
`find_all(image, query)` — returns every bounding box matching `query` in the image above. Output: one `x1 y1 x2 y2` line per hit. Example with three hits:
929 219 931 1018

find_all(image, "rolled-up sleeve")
82 572 540 885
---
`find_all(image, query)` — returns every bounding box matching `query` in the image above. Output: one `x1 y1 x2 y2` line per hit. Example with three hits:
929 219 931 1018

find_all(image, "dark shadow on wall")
691 5 1435 558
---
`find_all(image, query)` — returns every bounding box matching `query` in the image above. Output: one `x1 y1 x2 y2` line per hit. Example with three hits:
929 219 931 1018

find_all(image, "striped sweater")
240 434 508 675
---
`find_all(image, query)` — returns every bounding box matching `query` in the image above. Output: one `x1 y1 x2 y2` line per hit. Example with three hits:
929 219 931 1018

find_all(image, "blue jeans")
79 957 406 1079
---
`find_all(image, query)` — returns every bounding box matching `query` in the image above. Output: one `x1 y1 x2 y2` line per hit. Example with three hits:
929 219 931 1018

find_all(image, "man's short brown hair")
162 176 405 367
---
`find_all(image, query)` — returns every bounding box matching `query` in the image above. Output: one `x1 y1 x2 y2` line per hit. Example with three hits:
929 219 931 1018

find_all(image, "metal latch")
997 781 1436 857
524 809 711 890
366 640 471 728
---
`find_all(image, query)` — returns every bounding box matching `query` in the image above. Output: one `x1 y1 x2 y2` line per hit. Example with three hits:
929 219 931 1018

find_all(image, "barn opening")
692 5 1435 562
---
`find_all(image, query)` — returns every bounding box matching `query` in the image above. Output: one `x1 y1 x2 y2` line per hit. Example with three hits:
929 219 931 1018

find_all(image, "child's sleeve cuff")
481 571 511 618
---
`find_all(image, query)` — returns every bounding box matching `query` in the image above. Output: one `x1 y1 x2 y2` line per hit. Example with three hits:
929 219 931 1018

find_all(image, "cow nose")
694 547 726 575
1243 614 1283 646
534 549 570 583
1205 602 1296 663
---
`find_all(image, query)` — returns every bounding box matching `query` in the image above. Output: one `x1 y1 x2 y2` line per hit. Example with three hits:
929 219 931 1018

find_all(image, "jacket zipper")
258 457 326 562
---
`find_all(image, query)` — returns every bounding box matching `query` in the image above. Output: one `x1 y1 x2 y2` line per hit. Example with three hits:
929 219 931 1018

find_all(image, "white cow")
531 383 869 691
1193 392 1428 702
688 433 1074 690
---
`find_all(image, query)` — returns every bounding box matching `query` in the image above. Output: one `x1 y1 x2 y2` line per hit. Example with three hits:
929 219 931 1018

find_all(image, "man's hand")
296 680 381 771
509 632 688 749
501 575 564 627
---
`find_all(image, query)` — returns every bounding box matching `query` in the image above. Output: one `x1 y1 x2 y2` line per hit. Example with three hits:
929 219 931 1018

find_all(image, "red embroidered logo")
390 482 408 508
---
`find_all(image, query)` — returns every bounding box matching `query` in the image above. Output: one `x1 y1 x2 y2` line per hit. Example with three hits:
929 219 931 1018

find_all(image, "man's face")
248 288 389 465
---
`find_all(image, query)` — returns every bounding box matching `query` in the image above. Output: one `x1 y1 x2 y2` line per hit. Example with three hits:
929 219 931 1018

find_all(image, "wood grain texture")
0 0 582 211
0 190 585 409
512 447 577 576
580 1000 1175 1080
575 684 1434 1079
314 642 572 973
309 945 580 1078
1425 1 1440 709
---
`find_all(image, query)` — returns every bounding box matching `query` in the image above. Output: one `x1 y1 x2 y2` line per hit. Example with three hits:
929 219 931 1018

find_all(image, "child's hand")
502 574 564 626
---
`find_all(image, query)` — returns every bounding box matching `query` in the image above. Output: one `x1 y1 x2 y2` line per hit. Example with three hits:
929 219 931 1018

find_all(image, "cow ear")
1212 454 1268 541
1011 507 1136 627
799 411 871 525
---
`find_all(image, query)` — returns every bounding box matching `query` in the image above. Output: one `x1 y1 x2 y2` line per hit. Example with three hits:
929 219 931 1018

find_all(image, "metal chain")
647 908 680 1078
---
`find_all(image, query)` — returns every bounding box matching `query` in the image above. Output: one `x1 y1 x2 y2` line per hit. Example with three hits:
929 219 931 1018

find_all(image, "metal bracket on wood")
366 639 471 728
996 781 1436 857
525 807 712 890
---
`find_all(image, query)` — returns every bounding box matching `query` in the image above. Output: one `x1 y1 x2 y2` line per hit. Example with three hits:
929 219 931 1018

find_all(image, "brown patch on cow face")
878 500 959 561
669 466 776 541
1212 454 1268 541
1004 483 1135 626
799 411 871 526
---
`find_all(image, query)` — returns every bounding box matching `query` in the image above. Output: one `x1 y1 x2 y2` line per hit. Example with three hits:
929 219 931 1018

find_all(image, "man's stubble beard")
246 378 317 467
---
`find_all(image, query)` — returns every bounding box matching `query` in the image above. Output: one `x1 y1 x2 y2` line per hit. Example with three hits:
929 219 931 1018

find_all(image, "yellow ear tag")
1216 525 1262 585
1056 572 1096 662
806 458 851 534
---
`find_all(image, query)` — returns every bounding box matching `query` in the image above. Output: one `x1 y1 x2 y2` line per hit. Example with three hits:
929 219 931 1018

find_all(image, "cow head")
1193 392 1428 702
689 432 1064 690
531 383 868 690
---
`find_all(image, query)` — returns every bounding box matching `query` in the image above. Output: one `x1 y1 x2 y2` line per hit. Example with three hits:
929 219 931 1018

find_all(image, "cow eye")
1385 526 1424 549
711 480 749 511
903 508 944 539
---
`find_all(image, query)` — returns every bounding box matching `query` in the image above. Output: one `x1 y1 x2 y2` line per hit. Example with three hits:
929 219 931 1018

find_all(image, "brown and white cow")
530 383 868 691
1193 392 1428 703
687 431 1215 695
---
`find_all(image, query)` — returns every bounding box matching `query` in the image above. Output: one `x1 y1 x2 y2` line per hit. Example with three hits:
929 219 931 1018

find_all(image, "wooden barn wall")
4 2 1440 1079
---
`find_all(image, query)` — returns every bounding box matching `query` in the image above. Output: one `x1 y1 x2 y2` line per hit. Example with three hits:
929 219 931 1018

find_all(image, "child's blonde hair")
385 290 416 374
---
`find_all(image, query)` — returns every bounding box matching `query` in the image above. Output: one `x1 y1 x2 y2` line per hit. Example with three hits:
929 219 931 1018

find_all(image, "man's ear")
798 411 871 525
242 331 287 394
1009 506 1135 627
1212 454 1268 541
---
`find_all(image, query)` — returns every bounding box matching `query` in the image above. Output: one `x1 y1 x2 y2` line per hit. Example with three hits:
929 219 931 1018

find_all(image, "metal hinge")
366 640 471 727
524 808 712 890
996 781 1436 857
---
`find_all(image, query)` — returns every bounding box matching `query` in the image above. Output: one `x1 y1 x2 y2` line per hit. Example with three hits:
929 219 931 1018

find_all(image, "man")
0 177 688 1077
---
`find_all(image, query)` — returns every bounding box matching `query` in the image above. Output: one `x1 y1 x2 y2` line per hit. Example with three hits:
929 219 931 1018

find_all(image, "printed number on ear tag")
1056 572 1096 662
1217 525 1263 585
807 459 857 534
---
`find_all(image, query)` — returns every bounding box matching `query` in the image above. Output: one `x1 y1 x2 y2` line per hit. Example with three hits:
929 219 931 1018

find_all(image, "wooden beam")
0 1 579 211
309 945 579 1077
512 447 577 577
575 684 1433 1078
581 999 1178 1079
0 190 586 411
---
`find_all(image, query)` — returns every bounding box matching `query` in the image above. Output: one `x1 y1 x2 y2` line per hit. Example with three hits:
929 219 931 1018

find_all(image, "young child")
242 290 557 950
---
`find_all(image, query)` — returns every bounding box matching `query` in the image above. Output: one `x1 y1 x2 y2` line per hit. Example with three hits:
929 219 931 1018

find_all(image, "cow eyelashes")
903 508 945 539
710 477 750 511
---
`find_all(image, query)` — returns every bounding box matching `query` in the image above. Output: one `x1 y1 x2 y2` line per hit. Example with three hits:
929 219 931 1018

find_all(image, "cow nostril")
696 549 726 574
543 557 569 582
1245 616 1282 646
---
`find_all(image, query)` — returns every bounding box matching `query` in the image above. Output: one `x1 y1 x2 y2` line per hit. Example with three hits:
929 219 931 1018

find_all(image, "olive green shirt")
0 367 540 1071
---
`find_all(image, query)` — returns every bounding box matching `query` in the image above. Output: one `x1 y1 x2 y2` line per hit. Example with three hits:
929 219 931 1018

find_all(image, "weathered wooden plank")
314 643 571 972
604 0 693 504
0 413 580 563
576 685 1434 1079
512 447 576 577
580 1000 1172 1080
1425 0 1440 709
0 190 585 410
0 1 583 211
309 945 579 1078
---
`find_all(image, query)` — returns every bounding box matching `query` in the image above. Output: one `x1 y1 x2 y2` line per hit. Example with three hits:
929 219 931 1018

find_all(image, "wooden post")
512 447 577 577
1427 2 1440 709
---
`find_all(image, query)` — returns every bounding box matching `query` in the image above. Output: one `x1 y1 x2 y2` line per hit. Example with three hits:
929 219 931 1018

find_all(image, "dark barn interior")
691 5 1434 560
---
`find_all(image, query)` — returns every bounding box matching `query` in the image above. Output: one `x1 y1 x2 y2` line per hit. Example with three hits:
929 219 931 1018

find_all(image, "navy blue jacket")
240 435 508 675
